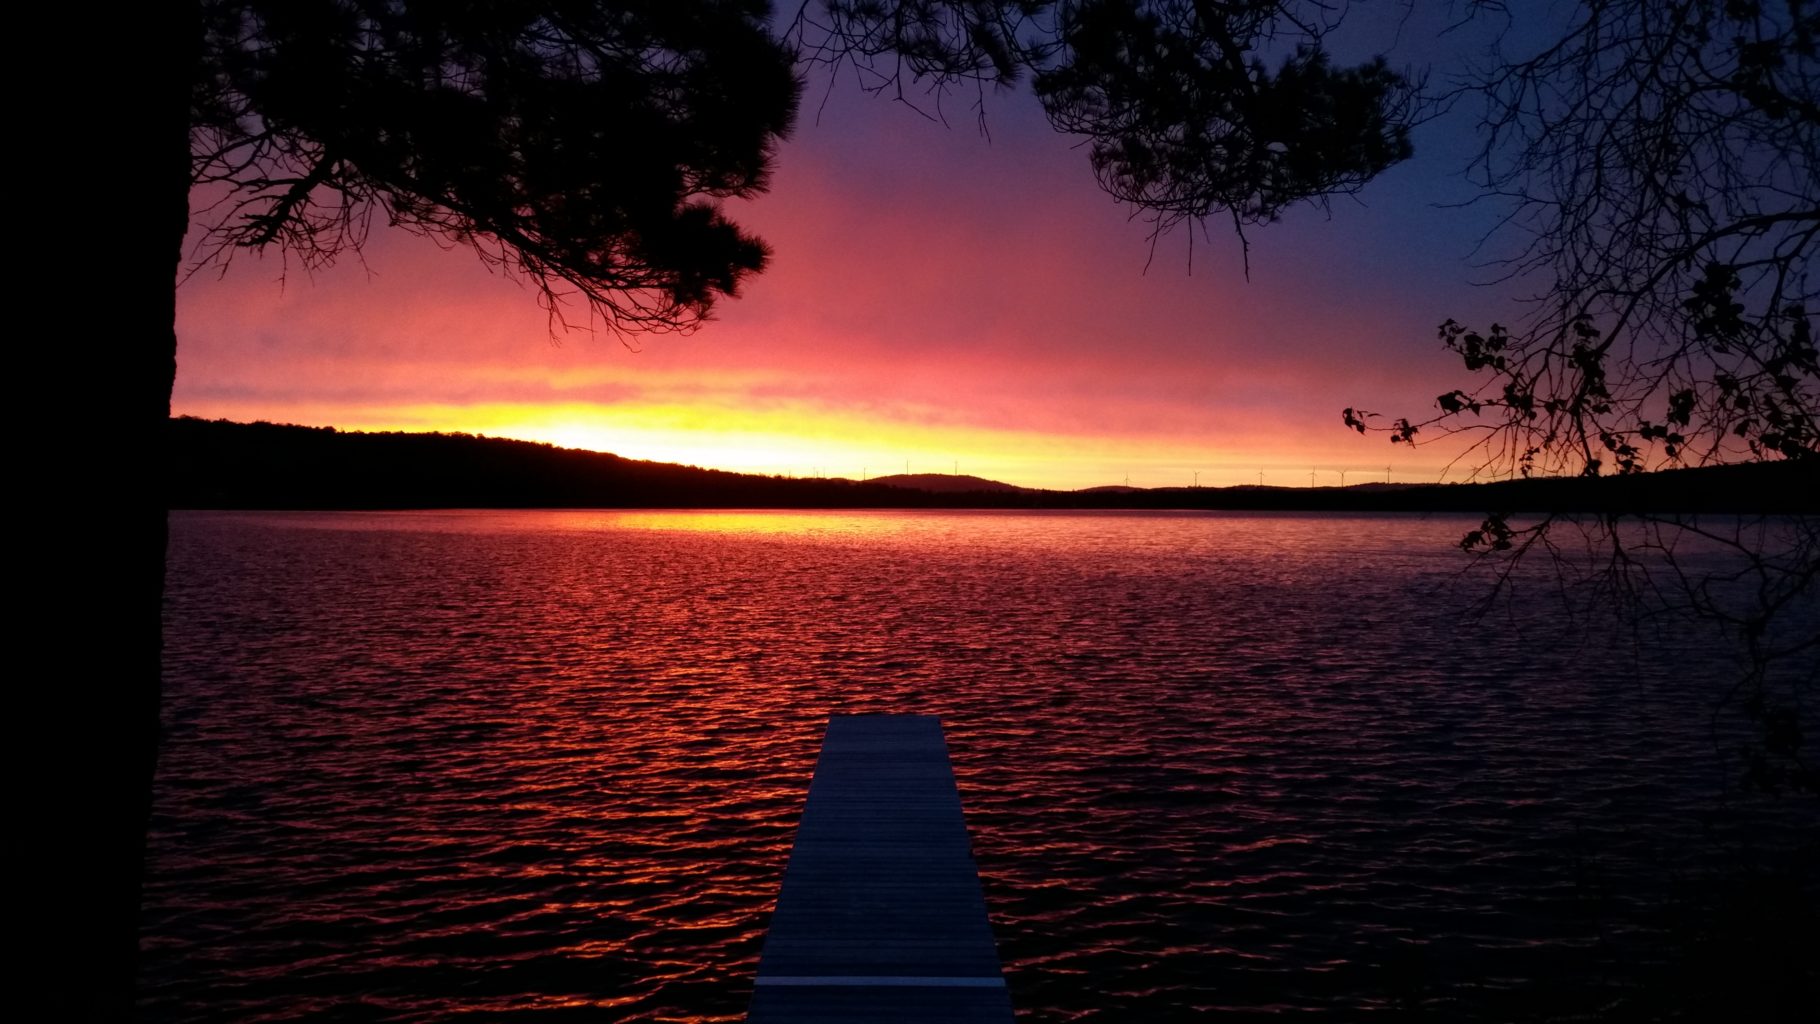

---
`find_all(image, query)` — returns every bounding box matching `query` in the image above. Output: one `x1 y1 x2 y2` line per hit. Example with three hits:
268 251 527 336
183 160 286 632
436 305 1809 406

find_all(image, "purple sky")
174 4 1539 489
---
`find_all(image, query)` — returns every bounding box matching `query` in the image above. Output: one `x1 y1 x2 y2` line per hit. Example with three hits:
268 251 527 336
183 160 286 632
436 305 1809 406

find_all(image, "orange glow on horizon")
172 391 1457 491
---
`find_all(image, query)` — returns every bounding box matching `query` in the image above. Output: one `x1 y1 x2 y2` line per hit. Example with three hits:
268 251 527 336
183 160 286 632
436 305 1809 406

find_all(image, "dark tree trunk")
34 3 192 1017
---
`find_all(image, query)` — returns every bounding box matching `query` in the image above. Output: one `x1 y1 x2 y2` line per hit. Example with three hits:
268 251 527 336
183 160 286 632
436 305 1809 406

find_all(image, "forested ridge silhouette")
171 416 1817 513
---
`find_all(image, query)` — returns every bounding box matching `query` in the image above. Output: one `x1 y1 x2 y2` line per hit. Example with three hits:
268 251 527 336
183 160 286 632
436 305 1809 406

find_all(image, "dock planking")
747 714 1014 1023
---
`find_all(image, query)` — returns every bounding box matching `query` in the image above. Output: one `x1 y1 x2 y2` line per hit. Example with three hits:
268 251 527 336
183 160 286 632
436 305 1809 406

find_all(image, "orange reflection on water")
611 510 861 536
148 509 1794 1022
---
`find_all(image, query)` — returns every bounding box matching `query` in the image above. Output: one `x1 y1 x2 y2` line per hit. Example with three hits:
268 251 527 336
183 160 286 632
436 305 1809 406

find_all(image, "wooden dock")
747 714 1014 1023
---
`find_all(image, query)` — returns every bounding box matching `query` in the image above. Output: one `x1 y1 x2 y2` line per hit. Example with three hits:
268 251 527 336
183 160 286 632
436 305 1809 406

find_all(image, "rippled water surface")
148 510 1816 1021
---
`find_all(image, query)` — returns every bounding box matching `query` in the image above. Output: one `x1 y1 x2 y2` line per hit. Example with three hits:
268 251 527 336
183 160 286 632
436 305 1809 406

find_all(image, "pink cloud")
175 87 1501 488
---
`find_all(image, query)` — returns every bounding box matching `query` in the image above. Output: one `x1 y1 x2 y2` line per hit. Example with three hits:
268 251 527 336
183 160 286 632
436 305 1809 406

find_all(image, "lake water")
146 510 1816 1021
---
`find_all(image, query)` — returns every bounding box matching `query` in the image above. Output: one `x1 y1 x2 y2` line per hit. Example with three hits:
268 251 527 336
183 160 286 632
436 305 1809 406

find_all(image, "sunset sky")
173 7 1529 490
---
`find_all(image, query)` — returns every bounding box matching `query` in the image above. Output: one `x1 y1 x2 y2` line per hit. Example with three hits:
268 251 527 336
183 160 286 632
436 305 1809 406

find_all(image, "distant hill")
166 417 1818 514
167 417 929 510
867 473 1029 494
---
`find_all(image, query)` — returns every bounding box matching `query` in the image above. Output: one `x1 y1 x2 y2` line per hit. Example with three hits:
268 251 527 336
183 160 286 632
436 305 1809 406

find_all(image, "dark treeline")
169 417 1817 514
